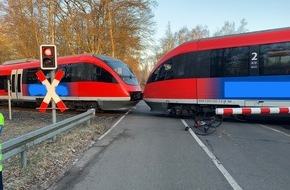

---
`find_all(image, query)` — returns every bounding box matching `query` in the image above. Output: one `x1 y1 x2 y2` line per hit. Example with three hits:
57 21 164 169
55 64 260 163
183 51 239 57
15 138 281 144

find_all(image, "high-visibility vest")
0 144 2 171
0 113 4 172
0 113 3 126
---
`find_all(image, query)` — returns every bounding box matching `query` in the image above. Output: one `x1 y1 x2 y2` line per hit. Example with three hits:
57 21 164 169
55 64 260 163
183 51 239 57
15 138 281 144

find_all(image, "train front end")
93 55 142 110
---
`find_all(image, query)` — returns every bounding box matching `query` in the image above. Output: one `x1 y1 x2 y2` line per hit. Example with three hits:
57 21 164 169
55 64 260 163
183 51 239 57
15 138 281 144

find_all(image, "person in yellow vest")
0 113 3 190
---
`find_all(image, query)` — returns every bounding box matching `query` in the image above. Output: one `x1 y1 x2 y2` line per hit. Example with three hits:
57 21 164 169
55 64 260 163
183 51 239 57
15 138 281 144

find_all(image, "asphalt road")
50 101 290 190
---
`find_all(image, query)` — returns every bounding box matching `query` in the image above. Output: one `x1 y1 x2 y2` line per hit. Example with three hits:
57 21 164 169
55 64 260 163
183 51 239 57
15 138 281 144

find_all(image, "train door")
11 69 23 99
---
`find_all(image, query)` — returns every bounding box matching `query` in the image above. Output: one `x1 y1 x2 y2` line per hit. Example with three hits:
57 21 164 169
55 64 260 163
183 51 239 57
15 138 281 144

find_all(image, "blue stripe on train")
225 81 290 98
28 84 69 96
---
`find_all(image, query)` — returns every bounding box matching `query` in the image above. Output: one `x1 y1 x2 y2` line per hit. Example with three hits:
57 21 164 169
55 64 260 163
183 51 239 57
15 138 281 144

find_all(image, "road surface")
50 101 290 190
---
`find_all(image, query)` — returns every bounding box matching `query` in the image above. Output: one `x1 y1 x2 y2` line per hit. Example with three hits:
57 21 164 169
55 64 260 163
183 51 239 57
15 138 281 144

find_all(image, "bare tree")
176 26 190 45
213 19 248 36
159 22 176 55
190 25 209 40
236 18 248 33
0 0 157 79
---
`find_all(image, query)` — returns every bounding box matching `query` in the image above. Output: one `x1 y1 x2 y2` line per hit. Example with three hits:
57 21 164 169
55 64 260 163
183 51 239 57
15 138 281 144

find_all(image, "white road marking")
181 119 243 190
258 124 290 138
98 111 129 140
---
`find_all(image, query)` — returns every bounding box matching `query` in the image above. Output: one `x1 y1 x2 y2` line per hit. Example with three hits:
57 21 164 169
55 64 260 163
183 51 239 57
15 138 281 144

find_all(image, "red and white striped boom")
216 107 290 115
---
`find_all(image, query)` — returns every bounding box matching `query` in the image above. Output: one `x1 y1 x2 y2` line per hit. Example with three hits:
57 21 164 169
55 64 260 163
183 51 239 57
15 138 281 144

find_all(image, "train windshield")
94 55 138 85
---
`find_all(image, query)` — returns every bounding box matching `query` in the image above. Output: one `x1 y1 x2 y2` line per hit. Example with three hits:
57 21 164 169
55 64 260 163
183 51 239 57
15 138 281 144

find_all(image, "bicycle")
184 110 223 135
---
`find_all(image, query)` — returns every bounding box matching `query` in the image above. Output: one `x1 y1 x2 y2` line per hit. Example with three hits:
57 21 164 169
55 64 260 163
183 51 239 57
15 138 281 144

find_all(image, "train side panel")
143 79 197 112
143 28 290 114
0 54 142 110
196 76 290 107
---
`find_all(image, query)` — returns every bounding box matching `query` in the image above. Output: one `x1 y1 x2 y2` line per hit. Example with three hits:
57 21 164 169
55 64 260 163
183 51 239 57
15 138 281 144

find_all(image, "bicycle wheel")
210 115 223 128
185 110 223 135
192 119 217 135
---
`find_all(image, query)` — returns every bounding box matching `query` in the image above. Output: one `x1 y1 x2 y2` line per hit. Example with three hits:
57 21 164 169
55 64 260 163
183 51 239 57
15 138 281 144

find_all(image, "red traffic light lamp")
40 45 57 70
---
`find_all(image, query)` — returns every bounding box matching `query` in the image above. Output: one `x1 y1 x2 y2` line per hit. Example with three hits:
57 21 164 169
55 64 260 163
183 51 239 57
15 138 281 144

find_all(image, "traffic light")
40 44 57 70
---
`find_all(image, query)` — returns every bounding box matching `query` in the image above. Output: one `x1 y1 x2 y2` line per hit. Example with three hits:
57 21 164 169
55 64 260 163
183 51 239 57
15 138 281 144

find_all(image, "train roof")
0 54 117 70
158 27 290 65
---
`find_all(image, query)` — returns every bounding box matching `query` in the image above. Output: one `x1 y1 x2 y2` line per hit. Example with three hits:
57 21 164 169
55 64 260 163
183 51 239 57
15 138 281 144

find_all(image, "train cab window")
147 52 198 83
147 65 161 83
150 64 164 82
104 58 138 85
149 60 174 82
158 61 174 80
95 66 117 83
259 42 290 75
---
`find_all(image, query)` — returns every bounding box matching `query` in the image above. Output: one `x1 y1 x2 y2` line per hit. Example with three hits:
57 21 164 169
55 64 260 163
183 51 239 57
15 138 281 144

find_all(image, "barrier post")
0 113 4 190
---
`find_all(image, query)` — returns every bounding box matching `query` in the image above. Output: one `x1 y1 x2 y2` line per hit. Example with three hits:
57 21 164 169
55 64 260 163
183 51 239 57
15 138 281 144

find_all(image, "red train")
0 54 142 111
143 27 290 116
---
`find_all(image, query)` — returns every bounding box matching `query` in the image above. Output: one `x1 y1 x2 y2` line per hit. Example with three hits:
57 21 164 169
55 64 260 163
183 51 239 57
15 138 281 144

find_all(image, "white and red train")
143 27 290 116
0 54 142 111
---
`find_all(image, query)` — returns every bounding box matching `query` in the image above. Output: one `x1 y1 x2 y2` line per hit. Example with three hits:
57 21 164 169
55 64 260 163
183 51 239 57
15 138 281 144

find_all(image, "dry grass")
1 109 119 190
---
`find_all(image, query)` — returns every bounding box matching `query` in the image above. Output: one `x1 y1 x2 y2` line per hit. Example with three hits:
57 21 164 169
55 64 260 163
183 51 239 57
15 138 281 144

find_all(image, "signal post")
38 45 66 123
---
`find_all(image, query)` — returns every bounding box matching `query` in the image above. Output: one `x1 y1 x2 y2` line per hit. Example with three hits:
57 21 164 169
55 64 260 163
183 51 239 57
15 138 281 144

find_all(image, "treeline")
0 0 157 75
0 0 249 83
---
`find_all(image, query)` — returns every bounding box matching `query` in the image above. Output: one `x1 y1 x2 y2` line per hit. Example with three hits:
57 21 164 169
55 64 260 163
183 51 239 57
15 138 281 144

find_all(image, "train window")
59 64 73 82
224 47 249 77
149 59 175 82
75 64 95 81
147 52 200 83
196 51 210 77
0 76 7 90
259 42 290 75
59 63 89 82
104 58 138 85
210 49 224 77
17 74 21 92
60 63 117 83
151 63 166 82
95 66 118 83
173 52 197 78
147 65 161 83
23 68 40 84
210 47 249 77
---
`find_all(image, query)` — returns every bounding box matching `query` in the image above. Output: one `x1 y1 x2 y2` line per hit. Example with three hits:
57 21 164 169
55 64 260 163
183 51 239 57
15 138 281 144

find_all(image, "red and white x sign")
36 70 67 113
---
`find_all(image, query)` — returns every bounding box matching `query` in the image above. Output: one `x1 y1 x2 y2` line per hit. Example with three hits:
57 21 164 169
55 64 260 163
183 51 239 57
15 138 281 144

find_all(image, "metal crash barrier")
2 109 95 168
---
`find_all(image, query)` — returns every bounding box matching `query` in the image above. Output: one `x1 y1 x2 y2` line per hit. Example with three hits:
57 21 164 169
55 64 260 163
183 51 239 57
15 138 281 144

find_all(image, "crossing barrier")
216 107 290 115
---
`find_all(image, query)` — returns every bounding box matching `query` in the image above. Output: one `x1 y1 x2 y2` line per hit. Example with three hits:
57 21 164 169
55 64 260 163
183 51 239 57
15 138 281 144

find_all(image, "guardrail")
2 108 95 168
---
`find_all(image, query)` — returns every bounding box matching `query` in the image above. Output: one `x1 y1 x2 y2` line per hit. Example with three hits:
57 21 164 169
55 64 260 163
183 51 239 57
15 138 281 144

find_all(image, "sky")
153 0 290 39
